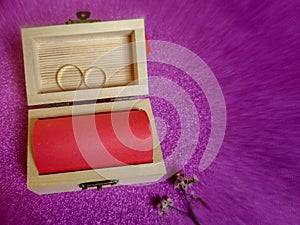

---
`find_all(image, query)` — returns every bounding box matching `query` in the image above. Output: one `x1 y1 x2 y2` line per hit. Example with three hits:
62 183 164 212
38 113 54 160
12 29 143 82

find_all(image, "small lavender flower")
157 197 173 215
174 173 198 191
191 175 198 183
190 190 195 197
154 172 207 225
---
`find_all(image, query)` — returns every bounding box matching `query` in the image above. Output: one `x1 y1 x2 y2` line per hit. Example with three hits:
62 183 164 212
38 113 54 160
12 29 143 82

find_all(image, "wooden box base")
27 99 166 194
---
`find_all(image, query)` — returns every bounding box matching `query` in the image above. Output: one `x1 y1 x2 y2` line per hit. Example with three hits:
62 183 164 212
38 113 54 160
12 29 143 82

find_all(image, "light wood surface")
22 19 148 105
27 99 166 194
23 18 165 194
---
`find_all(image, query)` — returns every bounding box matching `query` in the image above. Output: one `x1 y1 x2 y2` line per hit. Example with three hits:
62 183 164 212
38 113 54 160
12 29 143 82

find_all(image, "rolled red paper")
32 110 153 174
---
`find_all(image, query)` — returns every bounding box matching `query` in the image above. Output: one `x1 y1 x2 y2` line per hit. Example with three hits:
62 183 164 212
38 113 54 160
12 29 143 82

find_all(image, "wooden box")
21 17 166 194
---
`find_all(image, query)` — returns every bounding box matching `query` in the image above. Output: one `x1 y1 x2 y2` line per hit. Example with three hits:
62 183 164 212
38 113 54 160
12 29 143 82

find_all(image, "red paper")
145 35 151 55
32 110 153 174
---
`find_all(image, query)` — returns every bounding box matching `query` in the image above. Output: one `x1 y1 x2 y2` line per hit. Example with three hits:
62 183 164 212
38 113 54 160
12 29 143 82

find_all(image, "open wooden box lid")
22 19 148 106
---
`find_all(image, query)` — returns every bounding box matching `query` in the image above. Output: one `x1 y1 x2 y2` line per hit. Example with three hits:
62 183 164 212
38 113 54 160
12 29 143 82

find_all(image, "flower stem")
169 205 189 216
182 189 190 207
182 190 201 225
189 211 201 225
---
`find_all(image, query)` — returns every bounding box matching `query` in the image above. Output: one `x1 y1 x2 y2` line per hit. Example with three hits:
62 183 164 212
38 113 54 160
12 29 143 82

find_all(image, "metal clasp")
66 11 100 24
43 102 70 108
79 179 119 191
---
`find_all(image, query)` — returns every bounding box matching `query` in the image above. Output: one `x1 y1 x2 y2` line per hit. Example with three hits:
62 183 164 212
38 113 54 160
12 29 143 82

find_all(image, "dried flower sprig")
157 197 173 215
155 196 189 216
174 173 198 191
154 173 209 225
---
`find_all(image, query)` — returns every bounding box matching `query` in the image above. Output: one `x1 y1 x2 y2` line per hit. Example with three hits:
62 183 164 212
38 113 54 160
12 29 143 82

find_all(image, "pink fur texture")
0 0 299 224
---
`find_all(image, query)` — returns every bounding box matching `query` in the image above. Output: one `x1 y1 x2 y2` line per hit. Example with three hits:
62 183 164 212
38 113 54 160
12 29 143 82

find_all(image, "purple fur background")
0 0 299 224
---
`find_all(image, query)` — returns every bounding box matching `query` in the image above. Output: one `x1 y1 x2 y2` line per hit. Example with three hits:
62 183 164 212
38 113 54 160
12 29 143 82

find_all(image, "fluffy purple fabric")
0 0 299 224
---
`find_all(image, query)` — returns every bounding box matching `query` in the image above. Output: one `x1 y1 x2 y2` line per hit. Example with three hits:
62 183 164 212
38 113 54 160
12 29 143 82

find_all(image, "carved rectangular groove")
34 31 137 93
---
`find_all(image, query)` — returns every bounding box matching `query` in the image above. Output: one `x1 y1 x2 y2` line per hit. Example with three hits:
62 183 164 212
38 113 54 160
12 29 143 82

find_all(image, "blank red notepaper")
32 110 153 174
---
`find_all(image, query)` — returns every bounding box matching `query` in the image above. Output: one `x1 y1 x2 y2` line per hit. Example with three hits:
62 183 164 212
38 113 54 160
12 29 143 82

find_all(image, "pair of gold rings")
56 64 106 91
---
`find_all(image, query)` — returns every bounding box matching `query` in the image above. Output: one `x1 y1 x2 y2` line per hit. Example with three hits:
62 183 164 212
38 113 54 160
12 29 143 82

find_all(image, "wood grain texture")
22 19 148 105
38 34 134 92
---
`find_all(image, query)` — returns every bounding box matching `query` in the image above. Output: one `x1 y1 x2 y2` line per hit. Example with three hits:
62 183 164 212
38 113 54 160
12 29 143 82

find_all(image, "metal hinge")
79 179 119 191
110 96 135 102
66 11 100 24
44 102 70 108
